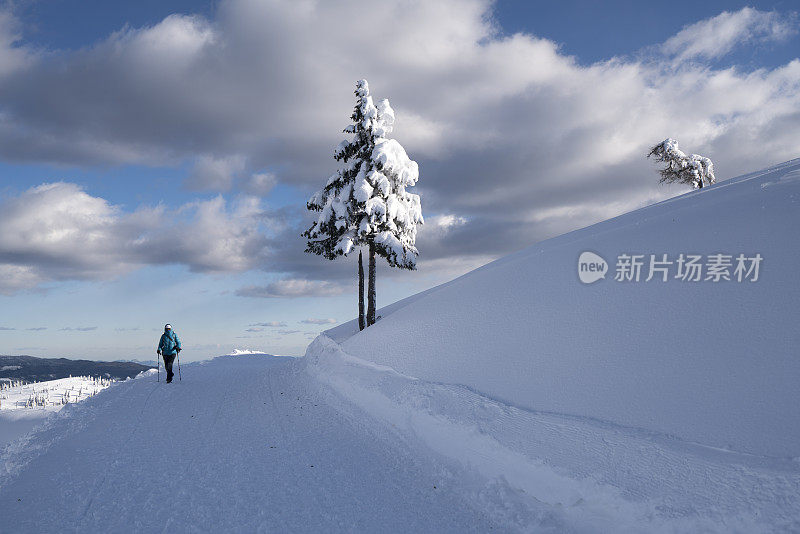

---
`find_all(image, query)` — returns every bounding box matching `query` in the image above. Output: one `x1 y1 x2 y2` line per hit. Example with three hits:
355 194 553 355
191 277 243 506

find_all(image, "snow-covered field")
0 160 798 532
0 376 113 447
1 376 112 410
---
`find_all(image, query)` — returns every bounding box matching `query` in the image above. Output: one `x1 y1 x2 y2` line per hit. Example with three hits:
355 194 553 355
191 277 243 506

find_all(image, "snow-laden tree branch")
647 138 715 189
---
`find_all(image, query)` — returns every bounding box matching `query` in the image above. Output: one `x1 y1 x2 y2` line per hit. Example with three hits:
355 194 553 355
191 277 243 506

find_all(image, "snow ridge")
304 334 800 532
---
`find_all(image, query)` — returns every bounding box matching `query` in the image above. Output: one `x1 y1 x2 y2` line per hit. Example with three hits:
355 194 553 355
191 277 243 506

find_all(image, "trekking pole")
177 352 182 381
157 353 160 382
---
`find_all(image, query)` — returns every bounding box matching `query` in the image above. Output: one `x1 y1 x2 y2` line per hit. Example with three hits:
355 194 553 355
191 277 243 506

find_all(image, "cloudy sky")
0 0 798 360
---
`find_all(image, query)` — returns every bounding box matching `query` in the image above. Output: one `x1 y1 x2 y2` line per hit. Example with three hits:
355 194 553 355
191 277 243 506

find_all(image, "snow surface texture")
0 358 511 532
305 335 800 532
0 412 52 450
326 159 800 458
1 356 797 532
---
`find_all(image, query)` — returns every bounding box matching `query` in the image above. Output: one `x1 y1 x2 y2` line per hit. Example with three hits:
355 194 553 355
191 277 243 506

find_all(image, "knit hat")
165 324 172 330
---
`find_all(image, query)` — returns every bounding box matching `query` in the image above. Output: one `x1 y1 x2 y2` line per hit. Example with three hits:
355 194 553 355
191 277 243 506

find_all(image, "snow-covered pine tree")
303 79 423 327
647 138 715 189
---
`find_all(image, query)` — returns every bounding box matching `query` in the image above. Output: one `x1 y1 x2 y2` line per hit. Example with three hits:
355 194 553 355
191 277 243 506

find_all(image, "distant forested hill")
0 355 153 384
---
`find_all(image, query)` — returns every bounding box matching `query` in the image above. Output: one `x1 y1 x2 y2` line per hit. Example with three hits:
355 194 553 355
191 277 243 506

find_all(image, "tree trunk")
358 250 365 331
367 240 376 326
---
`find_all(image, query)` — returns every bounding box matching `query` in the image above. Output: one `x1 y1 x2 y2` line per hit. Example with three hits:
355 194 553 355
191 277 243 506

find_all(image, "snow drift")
322 159 800 458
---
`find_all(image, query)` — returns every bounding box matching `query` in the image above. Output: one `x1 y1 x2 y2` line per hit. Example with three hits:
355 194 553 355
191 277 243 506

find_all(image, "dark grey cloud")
25 327 47 331
60 326 98 332
0 2 797 294
0 326 15 330
249 321 287 327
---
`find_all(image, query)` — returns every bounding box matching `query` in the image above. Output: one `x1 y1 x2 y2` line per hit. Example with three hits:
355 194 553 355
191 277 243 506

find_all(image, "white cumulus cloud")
0 182 270 292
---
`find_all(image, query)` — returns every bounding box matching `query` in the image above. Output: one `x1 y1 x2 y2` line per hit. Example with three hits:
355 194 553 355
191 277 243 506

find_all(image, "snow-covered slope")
299 160 800 531
305 336 800 531
325 159 800 458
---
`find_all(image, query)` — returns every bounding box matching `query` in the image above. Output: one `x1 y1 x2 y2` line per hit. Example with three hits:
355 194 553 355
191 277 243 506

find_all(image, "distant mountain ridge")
0 355 153 384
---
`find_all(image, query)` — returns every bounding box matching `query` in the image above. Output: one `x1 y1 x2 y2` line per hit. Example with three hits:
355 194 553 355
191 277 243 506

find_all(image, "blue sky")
0 0 798 360
495 0 800 68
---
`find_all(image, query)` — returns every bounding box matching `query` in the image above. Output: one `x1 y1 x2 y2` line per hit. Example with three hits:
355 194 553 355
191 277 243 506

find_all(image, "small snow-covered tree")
647 138 715 189
303 79 423 327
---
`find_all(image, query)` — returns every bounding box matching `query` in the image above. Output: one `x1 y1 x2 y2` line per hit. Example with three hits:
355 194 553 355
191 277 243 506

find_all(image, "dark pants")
163 353 176 382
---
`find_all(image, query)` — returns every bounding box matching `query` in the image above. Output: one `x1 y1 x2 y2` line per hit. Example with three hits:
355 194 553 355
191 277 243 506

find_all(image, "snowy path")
0 356 500 533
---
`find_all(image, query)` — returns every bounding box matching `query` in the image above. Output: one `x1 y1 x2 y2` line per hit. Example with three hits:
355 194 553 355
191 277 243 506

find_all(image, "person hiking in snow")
157 324 181 383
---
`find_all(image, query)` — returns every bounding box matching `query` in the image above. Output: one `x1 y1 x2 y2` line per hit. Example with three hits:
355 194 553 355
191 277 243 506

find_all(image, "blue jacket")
158 331 181 356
